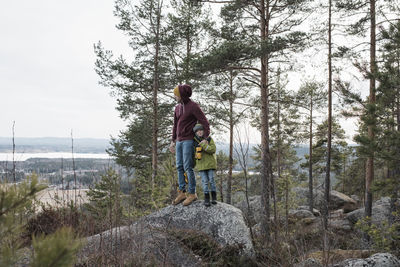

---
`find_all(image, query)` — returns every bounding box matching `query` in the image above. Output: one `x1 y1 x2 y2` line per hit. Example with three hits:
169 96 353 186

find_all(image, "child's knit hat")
193 123 204 133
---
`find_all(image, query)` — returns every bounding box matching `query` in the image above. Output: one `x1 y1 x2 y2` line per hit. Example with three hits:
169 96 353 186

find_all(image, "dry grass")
35 188 89 211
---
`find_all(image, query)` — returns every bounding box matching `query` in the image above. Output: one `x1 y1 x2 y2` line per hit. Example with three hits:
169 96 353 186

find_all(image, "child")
193 123 217 207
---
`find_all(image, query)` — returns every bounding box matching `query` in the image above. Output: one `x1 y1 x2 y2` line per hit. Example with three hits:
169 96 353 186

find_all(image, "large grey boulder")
79 201 254 265
298 206 321 216
235 196 320 227
146 201 254 255
80 225 202 266
333 253 400 267
292 187 358 212
289 209 315 220
346 197 391 225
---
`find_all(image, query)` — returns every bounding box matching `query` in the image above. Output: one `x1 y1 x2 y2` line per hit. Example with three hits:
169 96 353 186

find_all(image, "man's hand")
169 142 176 153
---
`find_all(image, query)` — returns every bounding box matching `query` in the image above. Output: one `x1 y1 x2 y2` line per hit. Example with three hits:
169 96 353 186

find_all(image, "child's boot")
204 193 211 207
211 191 217 204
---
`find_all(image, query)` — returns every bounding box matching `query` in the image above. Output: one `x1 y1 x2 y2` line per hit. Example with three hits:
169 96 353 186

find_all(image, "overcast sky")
0 1 361 144
0 0 132 139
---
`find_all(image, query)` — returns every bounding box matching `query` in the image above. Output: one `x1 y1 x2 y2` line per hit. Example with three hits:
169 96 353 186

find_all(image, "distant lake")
0 152 111 161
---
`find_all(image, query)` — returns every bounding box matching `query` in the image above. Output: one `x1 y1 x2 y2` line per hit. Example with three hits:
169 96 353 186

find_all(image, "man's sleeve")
194 104 210 138
172 108 177 142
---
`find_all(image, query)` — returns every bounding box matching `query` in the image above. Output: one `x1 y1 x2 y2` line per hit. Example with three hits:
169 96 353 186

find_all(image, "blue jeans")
176 140 196 194
199 169 216 194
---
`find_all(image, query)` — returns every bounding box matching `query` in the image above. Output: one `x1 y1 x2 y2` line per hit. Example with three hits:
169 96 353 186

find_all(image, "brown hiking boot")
183 193 198 206
172 190 187 205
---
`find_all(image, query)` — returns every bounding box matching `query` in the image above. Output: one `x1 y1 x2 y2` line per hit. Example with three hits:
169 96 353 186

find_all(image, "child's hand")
200 140 208 145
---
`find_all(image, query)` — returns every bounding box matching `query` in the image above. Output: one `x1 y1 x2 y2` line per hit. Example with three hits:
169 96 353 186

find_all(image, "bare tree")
233 125 254 241
71 130 77 204
12 121 16 184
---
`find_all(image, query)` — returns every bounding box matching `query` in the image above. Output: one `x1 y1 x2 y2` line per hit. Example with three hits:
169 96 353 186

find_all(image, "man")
170 84 210 206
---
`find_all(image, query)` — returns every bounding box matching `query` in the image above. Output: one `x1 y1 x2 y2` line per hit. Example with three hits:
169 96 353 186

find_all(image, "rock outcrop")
145 201 254 255
292 187 358 212
79 201 254 266
333 253 400 267
346 197 391 225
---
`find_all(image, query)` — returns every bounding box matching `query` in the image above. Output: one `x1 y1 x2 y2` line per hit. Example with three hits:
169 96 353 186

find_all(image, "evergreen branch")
0 187 38 217
227 66 261 73
242 77 260 88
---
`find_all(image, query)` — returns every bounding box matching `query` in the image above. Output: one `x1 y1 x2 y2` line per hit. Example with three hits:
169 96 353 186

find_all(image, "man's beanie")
174 86 180 97
193 123 204 133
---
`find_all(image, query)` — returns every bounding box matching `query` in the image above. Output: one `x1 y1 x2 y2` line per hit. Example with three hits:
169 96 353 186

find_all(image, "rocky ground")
76 188 400 266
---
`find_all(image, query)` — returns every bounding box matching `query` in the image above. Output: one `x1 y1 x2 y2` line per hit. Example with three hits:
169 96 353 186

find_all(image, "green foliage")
86 168 123 226
156 155 178 205
166 0 215 83
275 170 299 212
355 216 400 254
1 175 82 267
0 174 46 266
127 156 173 218
31 227 83 267
95 0 175 172
303 119 348 186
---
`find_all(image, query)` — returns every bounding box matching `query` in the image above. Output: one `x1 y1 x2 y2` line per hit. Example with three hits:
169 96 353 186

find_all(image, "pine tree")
165 0 215 84
95 0 175 192
1 175 81 266
86 168 122 228
374 20 400 223
197 0 311 240
295 81 327 212
269 69 301 236
334 0 398 220
311 119 348 192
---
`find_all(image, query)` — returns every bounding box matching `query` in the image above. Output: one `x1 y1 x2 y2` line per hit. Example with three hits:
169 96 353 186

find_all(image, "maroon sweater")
172 84 210 142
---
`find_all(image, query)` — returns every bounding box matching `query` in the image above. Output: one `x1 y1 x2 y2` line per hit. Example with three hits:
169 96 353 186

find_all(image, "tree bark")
227 71 234 204
365 0 376 220
309 91 314 213
151 1 162 196
260 0 271 241
324 0 333 231
276 68 282 238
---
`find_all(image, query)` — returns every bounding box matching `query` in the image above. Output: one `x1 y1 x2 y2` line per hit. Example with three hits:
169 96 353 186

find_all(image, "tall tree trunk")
260 0 271 240
309 93 314 213
323 1 333 264
324 0 333 231
276 68 281 239
151 3 161 198
365 0 376 220
185 11 191 83
227 71 234 204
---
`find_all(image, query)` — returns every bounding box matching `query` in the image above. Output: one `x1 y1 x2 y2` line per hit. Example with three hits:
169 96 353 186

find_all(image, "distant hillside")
0 137 110 153
0 137 310 162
